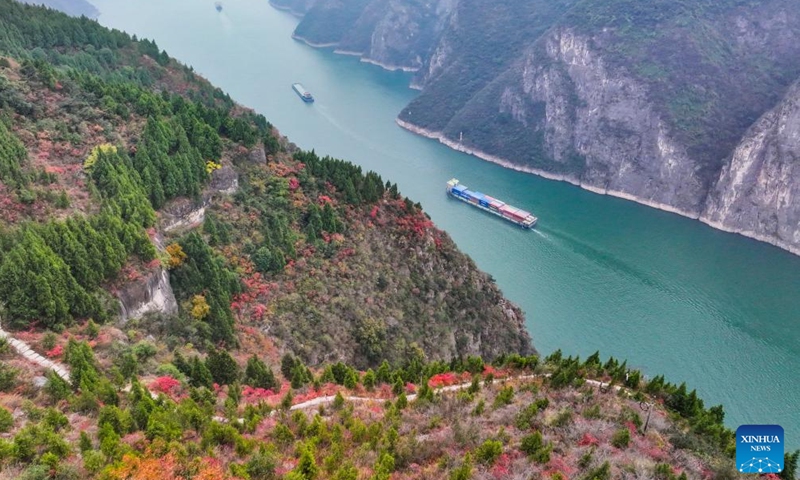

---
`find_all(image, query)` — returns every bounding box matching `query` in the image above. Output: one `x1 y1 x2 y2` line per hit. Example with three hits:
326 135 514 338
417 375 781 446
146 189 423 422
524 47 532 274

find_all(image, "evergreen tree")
189 356 214 389
244 355 278 391
281 353 297 380
206 349 240 385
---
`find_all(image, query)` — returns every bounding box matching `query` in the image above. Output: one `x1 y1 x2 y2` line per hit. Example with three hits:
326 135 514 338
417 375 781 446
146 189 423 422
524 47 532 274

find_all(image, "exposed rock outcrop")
117 268 178 323
247 145 267 164
210 165 239 195
160 196 210 233
702 81 800 254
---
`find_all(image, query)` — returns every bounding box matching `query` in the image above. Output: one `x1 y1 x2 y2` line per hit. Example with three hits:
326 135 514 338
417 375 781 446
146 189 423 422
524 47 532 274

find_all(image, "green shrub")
202 421 242 448
85 319 99 339
611 428 631 449
581 461 611 480
472 399 485 416
582 404 602 419
132 341 157 361
474 439 503 465
42 332 58 351
550 408 574 427
247 448 277 480
83 450 105 474
0 408 13 433
449 454 473 480
0 363 18 392
363 369 376 390
493 385 514 408
579 449 594 469
520 431 551 463
78 432 93 452
515 398 549 429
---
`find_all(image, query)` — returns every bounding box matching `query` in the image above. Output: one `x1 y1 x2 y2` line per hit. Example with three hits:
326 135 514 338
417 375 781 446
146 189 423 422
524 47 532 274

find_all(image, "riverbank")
396 118 800 256
293 36 421 72
291 33 339 48
268 0 305 17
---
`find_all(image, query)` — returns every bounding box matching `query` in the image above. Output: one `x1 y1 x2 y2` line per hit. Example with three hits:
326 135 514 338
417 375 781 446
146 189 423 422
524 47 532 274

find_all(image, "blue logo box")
736 425 784 474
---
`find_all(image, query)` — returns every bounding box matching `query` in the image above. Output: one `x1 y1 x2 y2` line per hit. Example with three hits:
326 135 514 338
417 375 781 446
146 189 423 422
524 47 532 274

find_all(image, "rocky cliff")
289 0 455 71
117 268 178 323
701 80 800 255
283 0 800 254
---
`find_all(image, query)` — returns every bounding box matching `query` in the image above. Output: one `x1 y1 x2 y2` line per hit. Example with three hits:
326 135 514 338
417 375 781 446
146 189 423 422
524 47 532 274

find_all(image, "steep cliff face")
445 29 708 216
282 0 800 253
269 0 316 16
702 81 800 254
118 268 178 323
291 0 456 70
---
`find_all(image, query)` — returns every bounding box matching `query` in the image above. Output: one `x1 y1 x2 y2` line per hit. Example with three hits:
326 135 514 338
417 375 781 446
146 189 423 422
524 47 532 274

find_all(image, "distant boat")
292 83 314 103
215 2 222 12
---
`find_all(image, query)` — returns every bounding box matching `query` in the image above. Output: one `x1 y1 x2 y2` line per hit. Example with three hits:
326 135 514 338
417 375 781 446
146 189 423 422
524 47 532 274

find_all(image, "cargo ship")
446 178 537 229
292 83 314 103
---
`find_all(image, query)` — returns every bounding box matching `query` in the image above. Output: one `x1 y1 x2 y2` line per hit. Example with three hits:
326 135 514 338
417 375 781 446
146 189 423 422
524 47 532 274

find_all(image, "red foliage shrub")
45 345 63 358
491 454 512 478
625 421 638 435
578 433 599 447
146 258 161 269
547 456 576 477
288 177 300 190
429 372 459 388
251 304 268 321
150 376 181 394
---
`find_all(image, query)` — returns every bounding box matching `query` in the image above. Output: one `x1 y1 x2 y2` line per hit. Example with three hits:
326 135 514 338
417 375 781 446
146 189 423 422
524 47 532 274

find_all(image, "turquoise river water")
91 0 799 445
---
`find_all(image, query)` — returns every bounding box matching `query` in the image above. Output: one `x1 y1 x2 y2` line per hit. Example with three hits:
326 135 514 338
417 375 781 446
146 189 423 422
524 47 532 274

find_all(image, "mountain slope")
0 2 797 479
283 0 800 254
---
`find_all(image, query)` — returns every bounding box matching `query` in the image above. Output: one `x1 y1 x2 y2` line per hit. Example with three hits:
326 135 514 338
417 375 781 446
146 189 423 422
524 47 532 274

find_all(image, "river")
91 0 799 445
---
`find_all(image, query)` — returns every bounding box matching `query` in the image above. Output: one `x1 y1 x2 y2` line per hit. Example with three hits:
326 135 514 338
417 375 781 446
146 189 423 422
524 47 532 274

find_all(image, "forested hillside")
282 0 800 255
0 1 796 478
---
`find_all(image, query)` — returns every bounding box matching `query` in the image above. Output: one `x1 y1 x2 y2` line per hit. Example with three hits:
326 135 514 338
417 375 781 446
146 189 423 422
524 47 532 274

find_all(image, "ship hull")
292 84 314 103
445 178 537 229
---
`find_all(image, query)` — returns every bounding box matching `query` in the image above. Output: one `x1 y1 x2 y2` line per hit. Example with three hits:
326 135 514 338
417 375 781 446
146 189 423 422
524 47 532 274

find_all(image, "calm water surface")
92 0 800 445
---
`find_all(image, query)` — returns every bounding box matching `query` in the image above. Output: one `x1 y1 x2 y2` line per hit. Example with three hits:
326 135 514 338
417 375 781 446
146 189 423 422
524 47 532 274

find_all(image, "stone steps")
0 321 71 383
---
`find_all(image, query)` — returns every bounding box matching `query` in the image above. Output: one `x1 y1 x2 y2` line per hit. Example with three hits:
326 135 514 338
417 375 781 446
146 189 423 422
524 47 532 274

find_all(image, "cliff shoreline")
294 36 420 72
268 0 305 17
291 33 339 48
396 119 799 255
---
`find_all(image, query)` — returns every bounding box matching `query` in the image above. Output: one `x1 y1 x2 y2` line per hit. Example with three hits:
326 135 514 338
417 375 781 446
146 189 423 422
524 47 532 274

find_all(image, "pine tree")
281 354 297 380
244 355 278 390
206 349 240 385
189 356 214 389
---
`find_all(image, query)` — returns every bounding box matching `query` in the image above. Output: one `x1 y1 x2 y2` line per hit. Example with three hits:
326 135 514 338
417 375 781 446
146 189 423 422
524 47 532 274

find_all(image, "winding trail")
0 320 623 422
0 320 71 382
280 374 622 413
